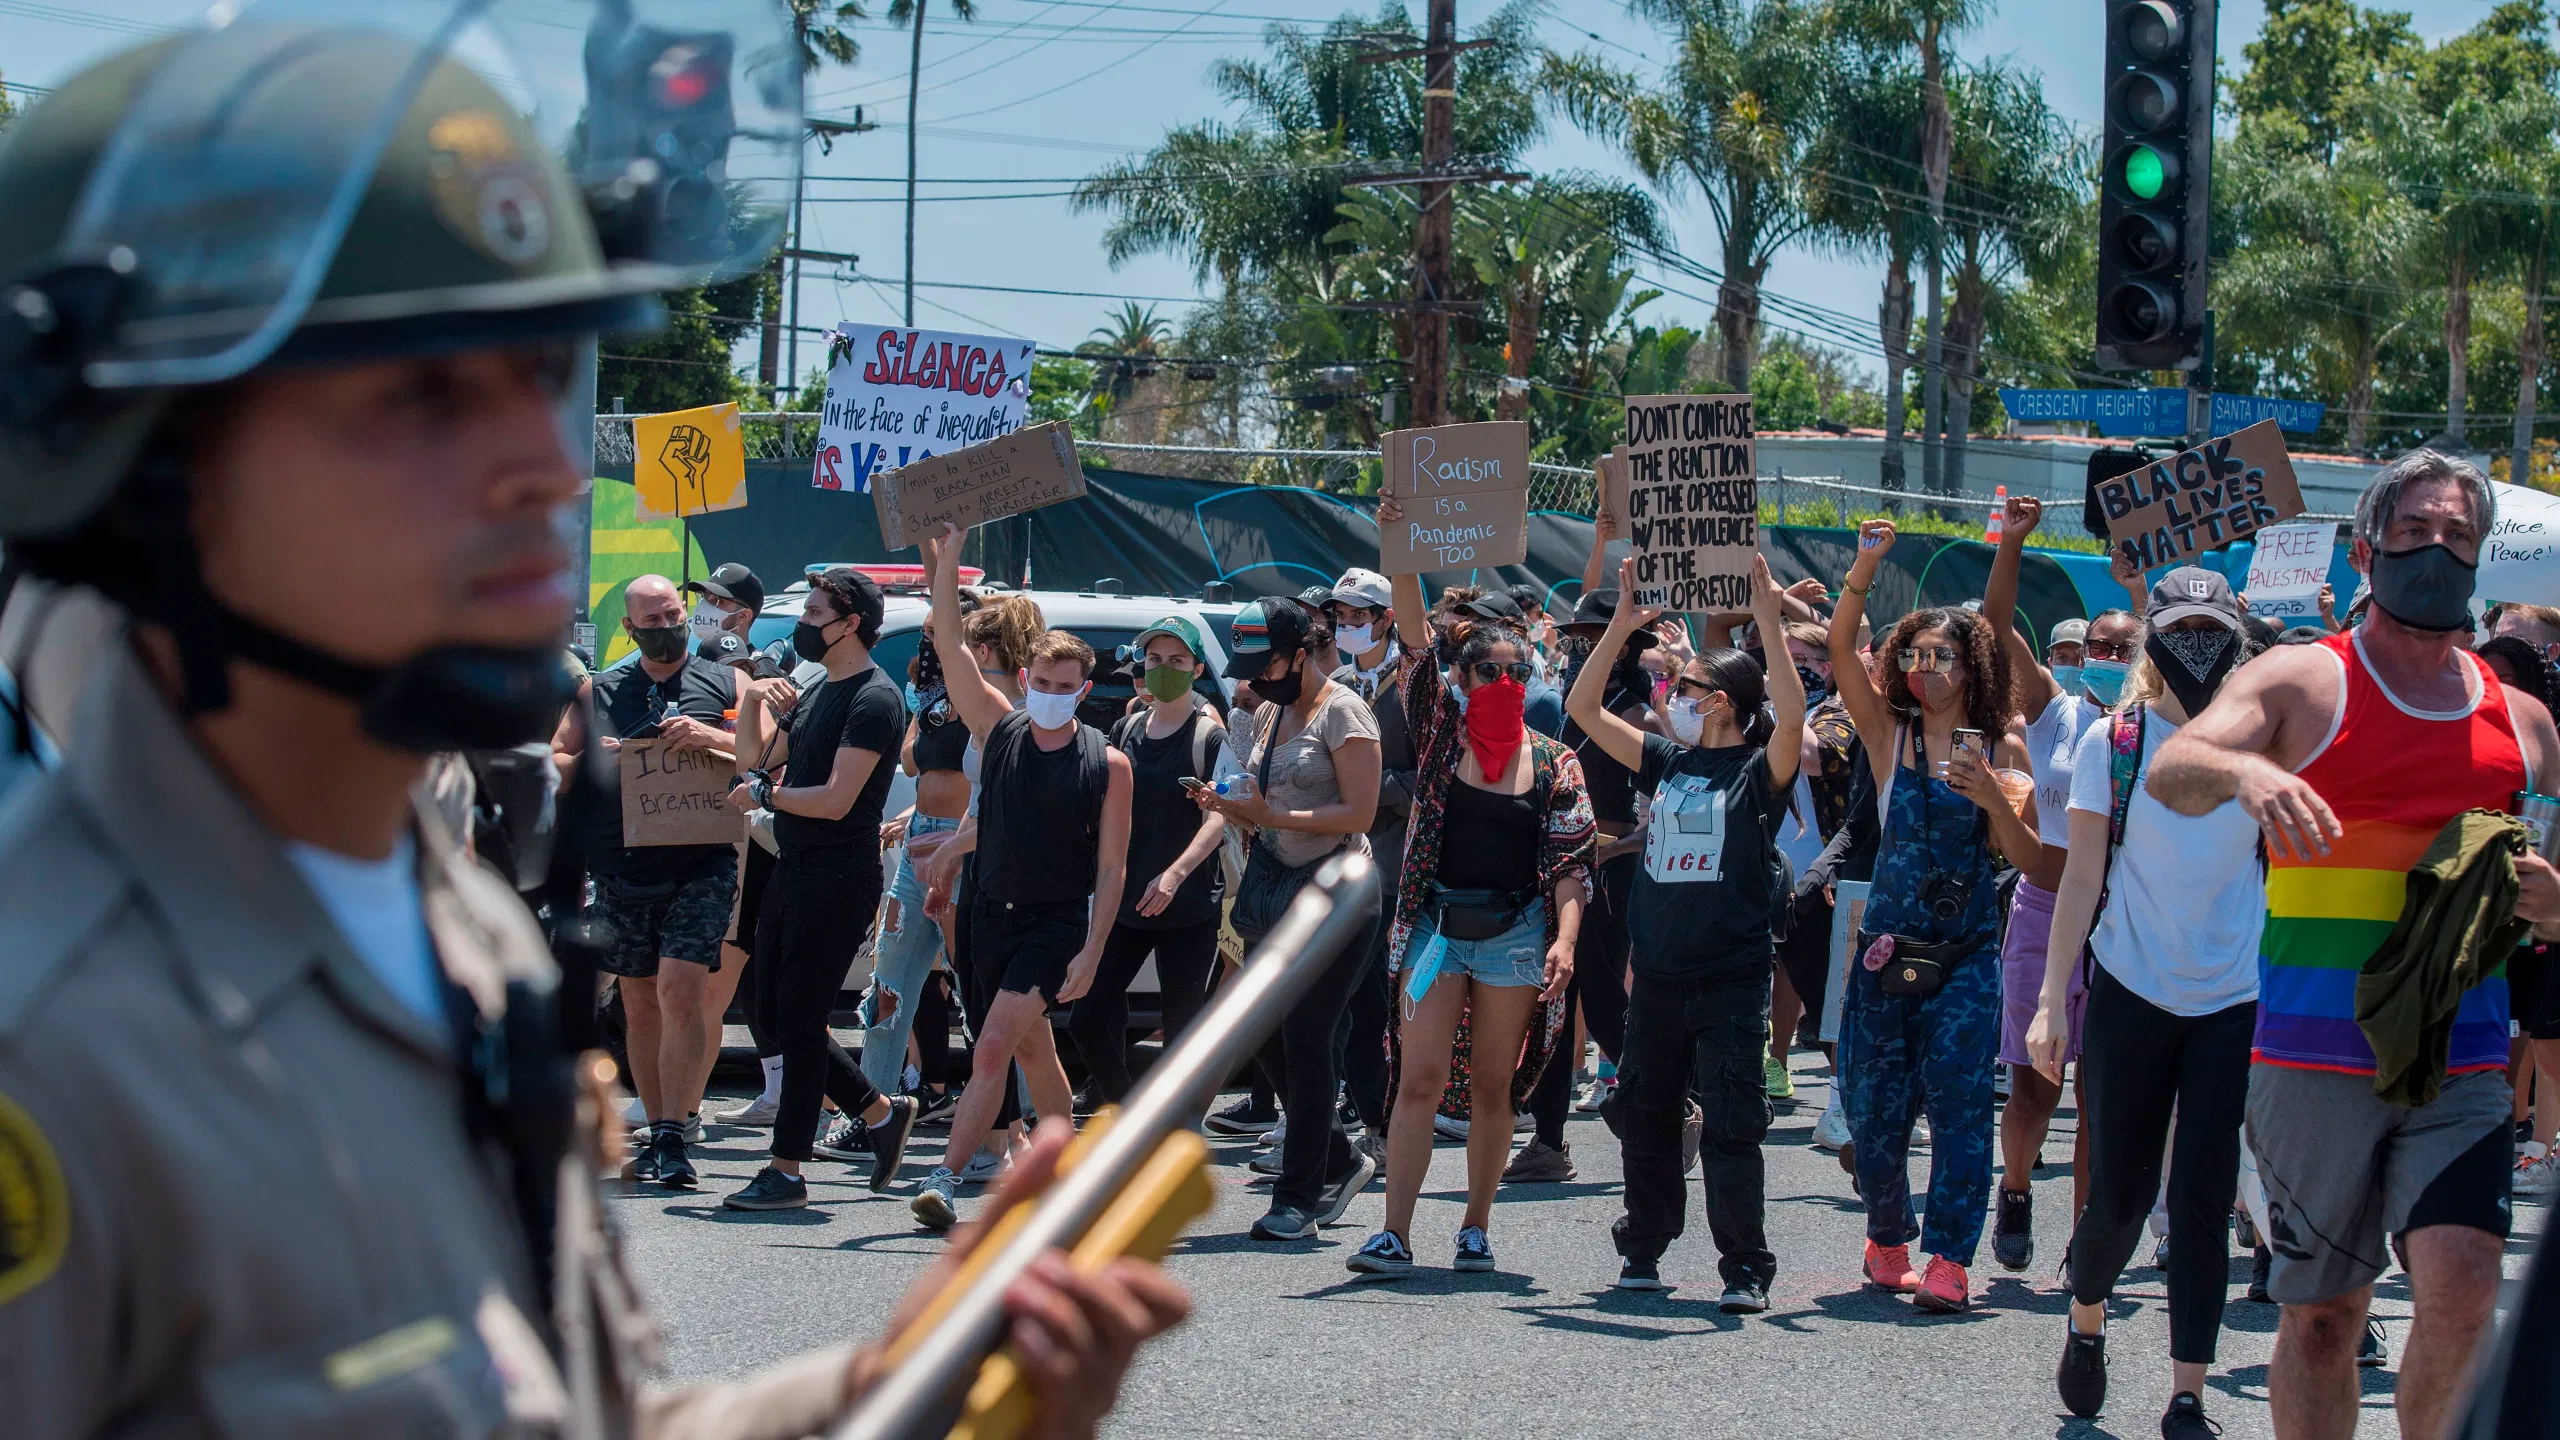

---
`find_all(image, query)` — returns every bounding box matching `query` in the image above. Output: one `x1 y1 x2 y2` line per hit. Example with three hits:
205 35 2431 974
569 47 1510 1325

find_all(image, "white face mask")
687 599 730 641
1023 685 1085 729
1337 624 1375 656
1666 695 1705 745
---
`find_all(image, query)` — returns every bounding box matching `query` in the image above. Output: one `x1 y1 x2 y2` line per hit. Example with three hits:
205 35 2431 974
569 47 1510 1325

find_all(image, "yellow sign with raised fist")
632 402 749 520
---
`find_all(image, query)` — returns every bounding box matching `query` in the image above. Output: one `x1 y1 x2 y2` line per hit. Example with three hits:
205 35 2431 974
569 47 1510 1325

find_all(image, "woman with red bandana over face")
1342 504 1598 1279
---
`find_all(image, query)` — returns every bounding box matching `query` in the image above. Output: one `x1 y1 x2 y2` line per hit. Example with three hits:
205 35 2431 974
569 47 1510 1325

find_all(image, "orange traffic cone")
1984 485 2008 543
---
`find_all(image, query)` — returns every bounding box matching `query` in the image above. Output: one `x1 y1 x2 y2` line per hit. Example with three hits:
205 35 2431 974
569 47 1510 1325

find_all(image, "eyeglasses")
1897 646 1959 674
1470 660 1534 684
1671 674 1718 697
2083 639 2136 662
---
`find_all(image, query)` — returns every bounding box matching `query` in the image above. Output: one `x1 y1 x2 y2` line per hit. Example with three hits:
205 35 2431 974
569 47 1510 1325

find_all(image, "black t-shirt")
1628 734 1779 979
1111 709 1226 930
912 710 971 774
589 656 737 882
977 708 1110 905
772 665 906 853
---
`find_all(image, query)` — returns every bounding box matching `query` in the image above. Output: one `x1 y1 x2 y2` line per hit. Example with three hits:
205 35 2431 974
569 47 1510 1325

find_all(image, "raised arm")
1379 494 1432 654
1830 518 1899 756
1565 554 1663 775
1983 495 2057 720
1581 466 1619 598
1750 553 1804 792
925 522 1011 740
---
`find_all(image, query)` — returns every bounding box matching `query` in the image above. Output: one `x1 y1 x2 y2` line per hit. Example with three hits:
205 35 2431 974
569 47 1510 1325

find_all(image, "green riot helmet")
0 0 802 749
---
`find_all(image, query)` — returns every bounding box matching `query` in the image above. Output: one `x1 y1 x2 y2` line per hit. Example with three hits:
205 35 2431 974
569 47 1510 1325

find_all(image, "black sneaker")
1250 1203 1318 1241
1616 1256 1665 1291
911 1086 957 1129
654 1131 699 1190
2161 1392 2221 1438
865 1096 920 1194
722 1166 808 1211
2247 1245 2273 1304
620 1141 663 1184
1072 1084 1105 1120
1207 1096 1280 1137
1718 1278 1769 1314
1346 1229 1415 1278
2358 1319 2388 1368
1313 1150 1378 1228
811 1115 871 1163
2057 1327 2107 1419
1993 1186 2034 1271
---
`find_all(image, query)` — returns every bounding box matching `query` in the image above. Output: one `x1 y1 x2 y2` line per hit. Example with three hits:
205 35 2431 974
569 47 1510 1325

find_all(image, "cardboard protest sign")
631 402 748 520
1621 394 1758 611
2242 521 2334 618
812 322 1036 498
1599 444 1629 519
2095 419 2306 570
1375 420 1531 574
874 420 1085 551
620 741 743 847
1819 880 1872 1044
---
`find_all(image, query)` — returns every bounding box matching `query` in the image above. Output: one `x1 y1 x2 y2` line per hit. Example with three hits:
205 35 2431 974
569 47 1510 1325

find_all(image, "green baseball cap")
1132 614 1207 662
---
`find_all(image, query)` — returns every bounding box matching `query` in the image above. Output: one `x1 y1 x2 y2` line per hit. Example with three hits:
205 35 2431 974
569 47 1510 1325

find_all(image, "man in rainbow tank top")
2152 451 2560 1440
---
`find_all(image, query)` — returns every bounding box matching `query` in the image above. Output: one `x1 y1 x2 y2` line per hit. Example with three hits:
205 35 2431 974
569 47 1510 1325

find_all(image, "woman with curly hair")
1340 539 1595 1278
1828 519 2045 1313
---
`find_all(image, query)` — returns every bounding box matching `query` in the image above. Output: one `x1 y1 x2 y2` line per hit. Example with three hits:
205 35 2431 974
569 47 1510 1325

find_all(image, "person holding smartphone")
1828 519 2045 1314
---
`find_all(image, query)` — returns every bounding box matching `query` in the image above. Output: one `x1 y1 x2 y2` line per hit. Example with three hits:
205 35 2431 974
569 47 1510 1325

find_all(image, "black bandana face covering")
2146 628 2239 719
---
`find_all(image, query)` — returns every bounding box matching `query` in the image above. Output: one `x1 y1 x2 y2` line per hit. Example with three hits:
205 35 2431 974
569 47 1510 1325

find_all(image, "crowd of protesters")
572 450 2560 1440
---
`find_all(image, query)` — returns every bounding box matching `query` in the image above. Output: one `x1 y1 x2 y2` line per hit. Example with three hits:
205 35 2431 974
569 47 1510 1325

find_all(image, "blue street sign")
1999 387 2188 437
2209 392 2326 436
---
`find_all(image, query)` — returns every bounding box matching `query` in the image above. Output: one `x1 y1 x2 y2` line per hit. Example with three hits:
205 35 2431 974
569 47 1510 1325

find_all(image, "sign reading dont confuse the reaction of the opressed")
2096 419 2308 571
1376 421 1531 574
1621 394 1757 611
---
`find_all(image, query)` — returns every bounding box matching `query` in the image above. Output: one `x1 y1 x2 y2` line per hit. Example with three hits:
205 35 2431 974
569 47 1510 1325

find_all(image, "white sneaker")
1257 1117 1289 1151
1576 1076 1615 1112
714 1093 781 1127
620 1094 646 1126
2518 1151 2560 1199
911 1168 959 1231
1813 1102 1851 1153
958 1147 1004 1184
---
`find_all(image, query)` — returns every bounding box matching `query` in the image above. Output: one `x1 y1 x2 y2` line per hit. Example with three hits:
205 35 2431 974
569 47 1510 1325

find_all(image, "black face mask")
1256 653 1307 706
793 619 838 666
628 624 687 665
2368 543 2479 633
2145 628 2240 719
1796 664 1830 702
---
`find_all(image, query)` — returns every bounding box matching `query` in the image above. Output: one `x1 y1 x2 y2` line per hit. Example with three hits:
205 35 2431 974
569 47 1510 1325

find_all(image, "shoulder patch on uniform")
0 775 132 1033
0 1088 69 1305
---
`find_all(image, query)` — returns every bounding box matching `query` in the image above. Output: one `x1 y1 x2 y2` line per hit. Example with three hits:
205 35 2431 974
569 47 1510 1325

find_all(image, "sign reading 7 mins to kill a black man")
1376 421 1532 575
2097 419 2308 571
1622 394 1757 611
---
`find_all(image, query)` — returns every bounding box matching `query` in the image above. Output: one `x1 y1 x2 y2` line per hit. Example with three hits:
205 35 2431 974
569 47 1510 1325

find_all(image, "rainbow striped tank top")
2255 630 2531 1076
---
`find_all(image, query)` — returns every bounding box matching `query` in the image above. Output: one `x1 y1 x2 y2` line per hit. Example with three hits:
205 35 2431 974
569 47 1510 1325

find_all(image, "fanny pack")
1423 883 1534 942
1859 930 1984 998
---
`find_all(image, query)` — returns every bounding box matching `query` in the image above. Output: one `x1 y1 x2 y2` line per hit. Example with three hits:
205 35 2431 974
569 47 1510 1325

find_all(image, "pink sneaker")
1913 1255 1970 1313
1864 1240 1919 1293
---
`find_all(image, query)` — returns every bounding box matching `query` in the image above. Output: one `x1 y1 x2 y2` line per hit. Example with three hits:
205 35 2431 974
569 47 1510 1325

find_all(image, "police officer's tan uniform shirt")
0 646 853 1438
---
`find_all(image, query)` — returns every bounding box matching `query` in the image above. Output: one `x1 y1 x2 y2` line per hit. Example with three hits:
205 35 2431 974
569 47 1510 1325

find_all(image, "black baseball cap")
685 562 765 614
811 566 886 632
1459 591 1525 625
1223 598 1314 679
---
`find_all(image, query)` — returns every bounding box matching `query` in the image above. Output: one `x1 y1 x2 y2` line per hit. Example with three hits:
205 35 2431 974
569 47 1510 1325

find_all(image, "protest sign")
2094 419 2306 570
1375 420 1531 574
1621 394 1757 611
2242 521 2334 618
631 402 747 520
620 741 742 847
1819 880 1872 1044
2484 480 2560 607
874 420 1086 551
1599 444 1629 519
812 323 1037 499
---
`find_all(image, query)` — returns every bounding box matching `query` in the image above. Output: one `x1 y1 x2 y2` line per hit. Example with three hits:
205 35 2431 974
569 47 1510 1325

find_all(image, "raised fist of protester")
1848 519 1897 581
844 1119 1191 1440
2003 493 2042 540
2110 545 2146 597
1784 575 1832 609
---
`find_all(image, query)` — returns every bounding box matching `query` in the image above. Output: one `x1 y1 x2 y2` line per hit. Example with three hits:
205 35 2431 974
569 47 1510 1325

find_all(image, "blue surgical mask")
2081 658 2130 707
904 680 923 713
2049 663 2084 697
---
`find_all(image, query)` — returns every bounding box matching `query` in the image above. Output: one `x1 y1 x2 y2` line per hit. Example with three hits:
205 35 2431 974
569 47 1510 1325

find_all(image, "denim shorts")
1411 897 1549 990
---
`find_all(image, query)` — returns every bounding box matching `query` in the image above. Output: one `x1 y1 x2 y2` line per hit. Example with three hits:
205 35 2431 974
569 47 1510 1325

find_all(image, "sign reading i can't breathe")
2097 419 2307 570
1621 394 1757 611
1375 421 1531 574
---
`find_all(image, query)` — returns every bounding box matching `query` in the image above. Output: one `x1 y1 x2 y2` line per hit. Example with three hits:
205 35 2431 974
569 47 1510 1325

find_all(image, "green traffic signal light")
2122 145 2166 200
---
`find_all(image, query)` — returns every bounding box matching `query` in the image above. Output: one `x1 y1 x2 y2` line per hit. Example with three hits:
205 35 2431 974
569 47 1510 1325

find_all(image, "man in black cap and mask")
685 560 766 652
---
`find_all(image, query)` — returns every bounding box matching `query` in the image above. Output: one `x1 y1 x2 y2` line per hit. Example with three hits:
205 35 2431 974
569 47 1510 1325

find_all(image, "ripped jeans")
862 813 961 1096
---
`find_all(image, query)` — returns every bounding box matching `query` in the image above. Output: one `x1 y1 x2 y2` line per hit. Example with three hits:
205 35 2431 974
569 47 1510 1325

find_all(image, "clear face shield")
57 0 802 389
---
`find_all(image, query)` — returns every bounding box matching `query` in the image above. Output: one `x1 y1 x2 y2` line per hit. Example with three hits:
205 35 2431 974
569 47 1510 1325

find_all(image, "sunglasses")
2083 639 2136 662
1897 646 1959 674
1470 660 1534 685
1671 674 1718 698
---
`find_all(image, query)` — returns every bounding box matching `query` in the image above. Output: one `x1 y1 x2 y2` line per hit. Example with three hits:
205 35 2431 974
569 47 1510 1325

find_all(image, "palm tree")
1543 0 1836 393
1077 303 1174 440
1803 54 1925 489
885 0 978 326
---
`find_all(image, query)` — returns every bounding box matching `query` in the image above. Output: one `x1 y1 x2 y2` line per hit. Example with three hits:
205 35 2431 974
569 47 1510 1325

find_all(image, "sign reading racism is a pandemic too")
1376 421 1531 574
2097 419 2307 571
621 741 743 847
874 420 1087 550
1621 394 1757 611
812 323 1037 500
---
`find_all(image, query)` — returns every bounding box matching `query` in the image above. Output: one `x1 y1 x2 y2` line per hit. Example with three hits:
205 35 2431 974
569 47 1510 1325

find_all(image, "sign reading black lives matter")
1376 421 1532 574
1621 394 1757 610
2097 418 2307 570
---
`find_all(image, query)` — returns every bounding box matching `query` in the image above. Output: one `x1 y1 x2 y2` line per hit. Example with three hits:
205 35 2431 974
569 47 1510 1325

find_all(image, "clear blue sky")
0 1 2511 390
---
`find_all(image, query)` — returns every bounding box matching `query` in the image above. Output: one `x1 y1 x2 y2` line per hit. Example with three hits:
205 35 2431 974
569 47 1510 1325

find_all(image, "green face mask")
1143 663 1194 702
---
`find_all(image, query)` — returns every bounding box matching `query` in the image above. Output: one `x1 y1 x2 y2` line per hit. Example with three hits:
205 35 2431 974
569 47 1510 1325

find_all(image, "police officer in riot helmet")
0 4 1183 1436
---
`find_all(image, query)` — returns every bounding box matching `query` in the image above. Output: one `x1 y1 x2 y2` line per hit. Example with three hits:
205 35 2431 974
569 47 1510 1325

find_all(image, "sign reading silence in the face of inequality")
631 402 748 520
812 323 1037 499
2095 418 2308 570
1375 420 1532 575
1621 394 1757 611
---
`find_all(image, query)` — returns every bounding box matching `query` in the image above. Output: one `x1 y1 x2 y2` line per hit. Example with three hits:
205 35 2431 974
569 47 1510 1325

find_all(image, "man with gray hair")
2151 449 2560 1440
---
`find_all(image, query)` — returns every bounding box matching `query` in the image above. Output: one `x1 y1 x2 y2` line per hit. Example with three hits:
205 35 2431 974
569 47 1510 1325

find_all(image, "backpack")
1109 701 1223 784
2082 703 2148 954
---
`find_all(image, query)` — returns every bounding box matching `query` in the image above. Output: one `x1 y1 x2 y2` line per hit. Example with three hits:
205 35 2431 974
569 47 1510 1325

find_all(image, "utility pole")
1413 0 1456 427
904 1 927 327
784 113 875 403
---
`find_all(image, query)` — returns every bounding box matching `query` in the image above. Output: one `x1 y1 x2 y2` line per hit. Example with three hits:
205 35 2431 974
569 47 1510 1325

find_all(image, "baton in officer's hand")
832 851 1380 1440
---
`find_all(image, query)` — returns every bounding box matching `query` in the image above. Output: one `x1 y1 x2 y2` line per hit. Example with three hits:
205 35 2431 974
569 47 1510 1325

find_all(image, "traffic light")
583 25 740 266
2095 1 2213 372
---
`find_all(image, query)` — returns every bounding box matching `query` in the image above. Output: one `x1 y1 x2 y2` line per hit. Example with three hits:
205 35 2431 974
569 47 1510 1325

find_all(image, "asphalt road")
614 1049 2546 1439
